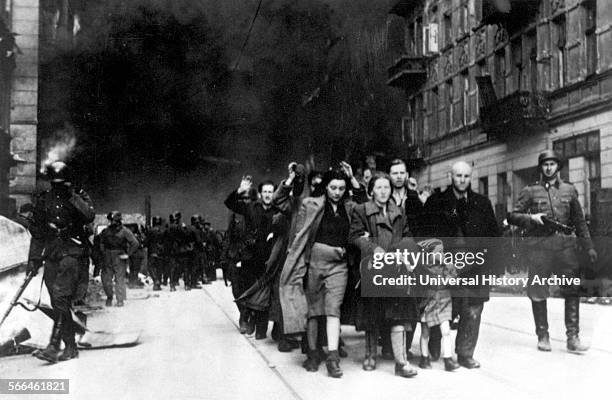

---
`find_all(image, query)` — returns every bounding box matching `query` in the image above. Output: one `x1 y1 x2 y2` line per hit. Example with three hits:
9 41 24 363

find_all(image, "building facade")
387 0 612 232
1 0 39 216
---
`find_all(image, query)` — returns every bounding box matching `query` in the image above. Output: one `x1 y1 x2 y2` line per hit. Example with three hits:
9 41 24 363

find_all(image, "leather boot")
565 297 589 353
34 314 64 363
325 350 343 378
303 350 321 372
362 330 376 371
444 357 460 371
391 330 417 378
419 356 432 369
428 326 442 361
58 323 79 361
531 300 551 351
238 312 249 334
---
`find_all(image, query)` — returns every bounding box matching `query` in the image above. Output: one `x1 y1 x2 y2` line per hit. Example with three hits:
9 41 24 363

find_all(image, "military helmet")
152 215 163 226
538 150 561 166
191 214 201 225
46 161 71 183
107 210 122 222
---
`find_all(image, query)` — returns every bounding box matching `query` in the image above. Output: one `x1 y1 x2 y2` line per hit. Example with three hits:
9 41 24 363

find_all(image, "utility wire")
232 0 264 71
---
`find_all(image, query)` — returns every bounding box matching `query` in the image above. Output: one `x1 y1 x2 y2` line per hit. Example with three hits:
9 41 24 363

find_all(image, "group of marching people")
224 157 502 378
94 210 222 307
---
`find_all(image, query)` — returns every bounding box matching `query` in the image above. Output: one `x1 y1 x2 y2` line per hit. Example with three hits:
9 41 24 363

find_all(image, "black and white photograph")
0 0 611 399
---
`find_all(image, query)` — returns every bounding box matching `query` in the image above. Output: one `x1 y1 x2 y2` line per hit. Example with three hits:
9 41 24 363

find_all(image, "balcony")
480 0 539 30
480 91 551 140
387 55 428 92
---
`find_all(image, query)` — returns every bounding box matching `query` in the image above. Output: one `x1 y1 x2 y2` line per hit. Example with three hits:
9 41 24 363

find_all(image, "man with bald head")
419 160 500 369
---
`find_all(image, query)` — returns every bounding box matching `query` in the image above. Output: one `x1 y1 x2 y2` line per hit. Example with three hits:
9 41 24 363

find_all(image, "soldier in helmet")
202 220 221 282
509 150 598 353
190 214 206 287
99 211 139 307
167 211 199 290
27 161 95 363
145 216 169 291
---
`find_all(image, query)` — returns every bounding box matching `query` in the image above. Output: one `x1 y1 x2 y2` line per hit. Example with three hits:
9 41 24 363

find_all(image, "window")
446 79 453 133
462 71 470 125
444 12 452 48
584 0 597 75
459 1 469 36
553 15 567 88
525 30 538 92
431 87 439 137
479 177 489 196
511 39 523 92
494 49 506 97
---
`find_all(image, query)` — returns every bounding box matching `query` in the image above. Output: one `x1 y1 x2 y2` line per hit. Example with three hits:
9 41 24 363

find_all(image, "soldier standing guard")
27 161 95 363
509 150 598 353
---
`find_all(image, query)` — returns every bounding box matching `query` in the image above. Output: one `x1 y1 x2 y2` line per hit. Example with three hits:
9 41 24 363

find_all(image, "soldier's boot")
362 330 377 371
34 314 64 363
428 326 442 361
58 324 79 361
565 297 589 353
531 300 551 351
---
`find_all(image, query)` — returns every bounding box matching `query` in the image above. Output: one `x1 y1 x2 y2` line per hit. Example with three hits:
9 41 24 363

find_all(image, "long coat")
419 186 501 301
349 200 419 329
279 196 356 334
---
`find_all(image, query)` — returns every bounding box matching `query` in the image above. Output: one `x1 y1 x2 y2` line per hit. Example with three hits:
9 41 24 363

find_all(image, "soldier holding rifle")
509 150 597 353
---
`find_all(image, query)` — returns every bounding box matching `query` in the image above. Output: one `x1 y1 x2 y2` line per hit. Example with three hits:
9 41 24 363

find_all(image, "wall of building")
8 0 39 208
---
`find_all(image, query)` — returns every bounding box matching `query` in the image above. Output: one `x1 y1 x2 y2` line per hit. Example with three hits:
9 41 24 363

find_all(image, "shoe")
245 317 255 336
537 333 552 352
278 339 294 352
444 357 460 371
116 301 124 307
239 315 249 334
58 343 79 361
255 332 266 340
191 283 202 289
286 337 300 349
153 284 161 291
34 314 64 364
532 300 551 351
419 356 432 369
394 363 418 378
362 356 376 371
303 350 320 372
567 337 589 353
457 356 480 369
105 298 113 307
325 351 343 378
565 297 589 353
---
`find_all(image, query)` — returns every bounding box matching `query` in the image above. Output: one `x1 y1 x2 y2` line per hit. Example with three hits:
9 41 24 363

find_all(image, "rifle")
542 216 575 235
0 269 36 329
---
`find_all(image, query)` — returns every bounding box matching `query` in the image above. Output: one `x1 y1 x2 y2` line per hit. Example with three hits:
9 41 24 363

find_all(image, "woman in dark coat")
349 172 419 378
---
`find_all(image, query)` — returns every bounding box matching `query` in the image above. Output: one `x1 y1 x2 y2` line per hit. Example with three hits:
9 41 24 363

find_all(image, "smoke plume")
39 123 78 173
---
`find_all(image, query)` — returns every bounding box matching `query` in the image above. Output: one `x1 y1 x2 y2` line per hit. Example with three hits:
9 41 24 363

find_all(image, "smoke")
39 123 78 173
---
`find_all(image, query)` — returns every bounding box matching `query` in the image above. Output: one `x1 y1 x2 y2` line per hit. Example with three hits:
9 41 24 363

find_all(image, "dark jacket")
224 190 277 265
28 188 95 262
420 186 501 301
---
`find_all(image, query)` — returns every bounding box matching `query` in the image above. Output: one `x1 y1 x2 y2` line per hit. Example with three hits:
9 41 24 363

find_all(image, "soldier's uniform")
127 225 146 287
74 224 94 305
99 213 139 306
202 225 221 282
146 217 169 291
509 150 594 352
28 162 95 363
167 213 198 290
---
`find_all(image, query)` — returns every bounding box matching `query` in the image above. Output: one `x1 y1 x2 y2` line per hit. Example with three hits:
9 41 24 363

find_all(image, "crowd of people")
93 210 224 307
222 152 597 379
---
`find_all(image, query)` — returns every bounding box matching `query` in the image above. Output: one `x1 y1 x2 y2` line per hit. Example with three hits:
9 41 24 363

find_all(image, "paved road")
1 276 611 400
